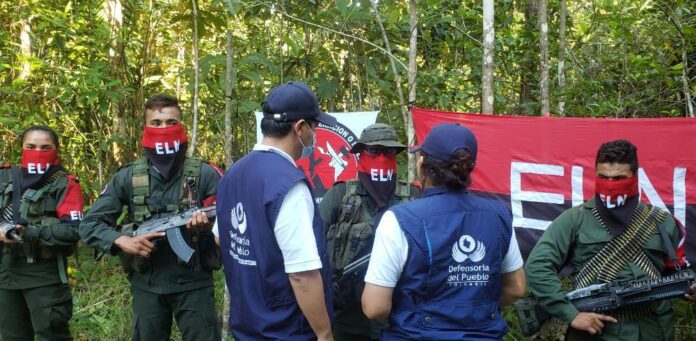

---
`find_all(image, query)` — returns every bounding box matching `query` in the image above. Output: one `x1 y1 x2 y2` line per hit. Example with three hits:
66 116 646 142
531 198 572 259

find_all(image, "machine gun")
515 269 696 336
124 206 216 263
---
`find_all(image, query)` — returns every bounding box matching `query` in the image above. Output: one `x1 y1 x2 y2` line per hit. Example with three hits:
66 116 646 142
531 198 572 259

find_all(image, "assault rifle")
0 221 23 243
515 269 696 336
124 206 216 263
333 253 371 293
0 206 23 243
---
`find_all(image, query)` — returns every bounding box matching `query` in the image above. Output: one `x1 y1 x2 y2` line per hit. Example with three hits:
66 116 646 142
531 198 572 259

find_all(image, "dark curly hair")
595 139 638 174
420 149 475 190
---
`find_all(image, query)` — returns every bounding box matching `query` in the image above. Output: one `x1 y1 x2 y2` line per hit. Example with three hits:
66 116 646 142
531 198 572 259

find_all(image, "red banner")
412 107 696 262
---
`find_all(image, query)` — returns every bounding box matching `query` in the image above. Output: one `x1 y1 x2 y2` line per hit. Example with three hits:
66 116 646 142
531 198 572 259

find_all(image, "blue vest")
217 150 333 341
384 187 512 340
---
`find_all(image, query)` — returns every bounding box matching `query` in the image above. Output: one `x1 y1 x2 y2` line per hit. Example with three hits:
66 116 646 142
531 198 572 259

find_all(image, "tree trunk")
519 0 538 108
224 30 234 168
406 0 418 182
661 4 694 117
680 34 694 118
102 0 127 165
19 17 31 80
188 0 200 156
539 0 550 116
557 0 566 116
481 0 495 115
370 1 409 174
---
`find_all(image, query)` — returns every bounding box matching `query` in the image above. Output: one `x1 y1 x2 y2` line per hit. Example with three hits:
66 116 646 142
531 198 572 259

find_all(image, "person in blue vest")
217 81 336 341
361 123 527 340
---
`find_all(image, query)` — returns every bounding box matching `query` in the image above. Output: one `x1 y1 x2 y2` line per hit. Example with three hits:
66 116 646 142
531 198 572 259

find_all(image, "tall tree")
519 0 539 108
539 0 550 116
18 2 31 81
407 0 418 181
662 4 694 117
370 0 408 155
188 0 200 156
482 0 495 115
558 0 566 116
224 29 234 168
101 0 127 165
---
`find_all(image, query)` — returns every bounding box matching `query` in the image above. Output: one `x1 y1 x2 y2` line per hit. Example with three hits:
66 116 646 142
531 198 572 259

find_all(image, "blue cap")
410 123 478 162
262 81 337 126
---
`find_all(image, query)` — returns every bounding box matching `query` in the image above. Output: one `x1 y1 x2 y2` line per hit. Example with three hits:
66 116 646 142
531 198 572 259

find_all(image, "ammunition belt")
574 202 667 320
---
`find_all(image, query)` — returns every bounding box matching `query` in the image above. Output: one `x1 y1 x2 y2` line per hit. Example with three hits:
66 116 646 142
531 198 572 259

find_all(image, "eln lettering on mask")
154 141 181 155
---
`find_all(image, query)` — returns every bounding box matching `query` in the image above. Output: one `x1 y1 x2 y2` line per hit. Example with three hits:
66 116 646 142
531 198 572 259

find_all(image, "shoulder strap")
179 157 202 209
336 180 362 224
131 158 151 223
657 216 682 271
10 167 23 224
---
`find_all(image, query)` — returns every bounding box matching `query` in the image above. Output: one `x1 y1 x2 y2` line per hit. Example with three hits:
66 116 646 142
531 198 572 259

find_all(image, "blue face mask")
299 122 316 158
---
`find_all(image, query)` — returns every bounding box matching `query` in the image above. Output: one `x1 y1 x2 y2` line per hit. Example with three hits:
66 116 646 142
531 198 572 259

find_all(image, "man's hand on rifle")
186 209 212 233
570 312 617 335
0 224 24 244
685 285 696 302
114 232 165 257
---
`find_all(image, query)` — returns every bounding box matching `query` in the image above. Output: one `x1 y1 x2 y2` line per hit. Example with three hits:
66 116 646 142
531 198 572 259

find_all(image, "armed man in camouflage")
80 94 222 341
320 123 419 341
526 140 696 340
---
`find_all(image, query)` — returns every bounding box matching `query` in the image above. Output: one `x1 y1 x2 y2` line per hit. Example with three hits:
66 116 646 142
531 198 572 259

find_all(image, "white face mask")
299 122 316 158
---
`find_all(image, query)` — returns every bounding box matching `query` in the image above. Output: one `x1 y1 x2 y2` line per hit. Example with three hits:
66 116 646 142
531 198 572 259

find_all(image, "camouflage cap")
350 123 407 153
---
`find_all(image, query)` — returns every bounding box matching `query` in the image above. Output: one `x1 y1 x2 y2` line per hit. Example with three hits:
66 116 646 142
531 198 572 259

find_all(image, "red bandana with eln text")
141 124 189 180
357 154 398 209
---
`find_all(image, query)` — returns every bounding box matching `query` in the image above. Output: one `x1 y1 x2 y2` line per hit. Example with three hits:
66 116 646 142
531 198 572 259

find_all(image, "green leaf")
239 100 259 113
219 0 242 15
239 70 262 83
336 0 348 14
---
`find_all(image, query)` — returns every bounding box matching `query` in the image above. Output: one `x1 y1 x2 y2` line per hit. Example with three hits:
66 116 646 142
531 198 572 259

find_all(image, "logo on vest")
448 235 490 287
228 202 256 266
231 202 247 234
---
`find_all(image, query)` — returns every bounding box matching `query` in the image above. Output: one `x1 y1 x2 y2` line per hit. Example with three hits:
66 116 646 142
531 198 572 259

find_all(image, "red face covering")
357 154 398 209
142 124 189 180
595 175 639 209
21 149 59 173
21 149 60 190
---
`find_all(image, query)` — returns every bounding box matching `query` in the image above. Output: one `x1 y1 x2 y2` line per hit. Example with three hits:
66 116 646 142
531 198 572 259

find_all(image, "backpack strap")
179 157 202 209
337 180 363 225
131 158 151 223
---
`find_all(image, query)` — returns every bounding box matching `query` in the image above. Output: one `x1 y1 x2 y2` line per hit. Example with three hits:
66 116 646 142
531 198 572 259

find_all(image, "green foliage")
1 1 695 336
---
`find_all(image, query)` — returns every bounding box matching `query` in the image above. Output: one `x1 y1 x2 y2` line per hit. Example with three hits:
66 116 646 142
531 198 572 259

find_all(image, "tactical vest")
385 187 511 340
326 179 414 273
122 157 219 273
131 156 202 223
0 167 74 283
